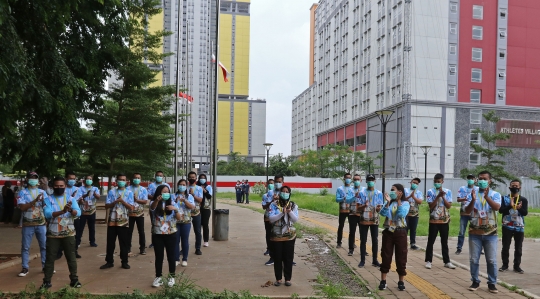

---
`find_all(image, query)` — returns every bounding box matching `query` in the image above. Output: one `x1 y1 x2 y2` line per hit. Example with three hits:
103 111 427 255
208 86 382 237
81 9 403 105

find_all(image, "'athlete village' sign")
496 119 540 148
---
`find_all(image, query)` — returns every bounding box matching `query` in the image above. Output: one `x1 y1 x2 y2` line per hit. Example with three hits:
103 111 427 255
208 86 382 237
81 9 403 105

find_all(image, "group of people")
235 180 251 204
335 171 528 294
13 170 214 289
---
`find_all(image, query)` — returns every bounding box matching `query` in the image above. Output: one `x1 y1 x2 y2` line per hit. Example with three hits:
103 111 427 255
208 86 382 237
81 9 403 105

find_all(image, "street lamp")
375 109 395 193
263 143 273 191
420 146 432 197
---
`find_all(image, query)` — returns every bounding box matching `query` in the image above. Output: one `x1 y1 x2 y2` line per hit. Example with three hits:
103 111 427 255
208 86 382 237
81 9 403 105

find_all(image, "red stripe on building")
328 132 335 144
356 120 366 136
336 128 345 142
346 124 355 139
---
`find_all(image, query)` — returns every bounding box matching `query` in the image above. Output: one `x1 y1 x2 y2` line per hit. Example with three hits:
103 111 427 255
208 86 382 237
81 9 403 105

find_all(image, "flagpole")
211 0 220 213
174 0 182 191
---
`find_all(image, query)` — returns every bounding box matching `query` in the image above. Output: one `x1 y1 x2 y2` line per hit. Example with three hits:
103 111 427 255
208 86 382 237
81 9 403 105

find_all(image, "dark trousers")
192 214 202 250
152 233 176 277
201 208 211 242
128 216 146 252
272 238 296 281
337 212 349 244
425 223 450 263
106 226 130 264
175 223 191 261
76 213 96 247
236 192 242 203
348 215 360 251
2 203 14 223
43 236 78 283
406 216 419 246
244 193 249 203
360 224 379 262
501 227 524 268
264 219 273 258
380 229 408 276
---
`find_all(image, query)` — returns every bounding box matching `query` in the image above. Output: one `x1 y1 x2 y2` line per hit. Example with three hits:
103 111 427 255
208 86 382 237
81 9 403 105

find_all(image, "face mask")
353 181 361 187
268 184 274 190
155 176 163 183
178 186 187 192
162 193 171 200
53 188 65 196
28 179 39 186
86 179 93 186
367 181 375 188
117 181 126 188
434 183 442 189
389 191 397 200
411 183 418 190
477 180 489 189
132 179 140 185
275 183 282 189
467 179 475 186
199 179 206 184
344 178 352 185
280 193 290 200
188 179 196 184
67 180 76 187
509 187 520 194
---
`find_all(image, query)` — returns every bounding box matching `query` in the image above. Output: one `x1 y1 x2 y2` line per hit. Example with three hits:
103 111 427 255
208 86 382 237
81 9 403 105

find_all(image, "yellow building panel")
217 101 231 155
234 15 250 95
218 14 233 94
147 11 164 87
233 102 249 154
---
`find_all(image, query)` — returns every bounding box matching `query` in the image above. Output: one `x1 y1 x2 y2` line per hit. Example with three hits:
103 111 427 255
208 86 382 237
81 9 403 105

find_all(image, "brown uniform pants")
380 228 408 276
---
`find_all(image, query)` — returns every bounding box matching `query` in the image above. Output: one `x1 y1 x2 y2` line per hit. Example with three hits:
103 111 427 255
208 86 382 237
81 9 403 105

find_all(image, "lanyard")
132 186 140 198
512 195 520 209
28 188 38 200
367 190 375 205
478 192 488 210
54 194 67 210
391 202 398 218
116 189 126 208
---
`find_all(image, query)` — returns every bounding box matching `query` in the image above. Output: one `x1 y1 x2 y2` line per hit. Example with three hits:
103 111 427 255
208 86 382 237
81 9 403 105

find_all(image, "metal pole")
173 0 181 191
424 152 428 198
265 149 269 191
211 0 221 213
382 123 387 193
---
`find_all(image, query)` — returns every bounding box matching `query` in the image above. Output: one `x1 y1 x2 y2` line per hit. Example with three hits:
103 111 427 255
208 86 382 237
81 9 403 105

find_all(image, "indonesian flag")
212 54 230 82
173 92 194 103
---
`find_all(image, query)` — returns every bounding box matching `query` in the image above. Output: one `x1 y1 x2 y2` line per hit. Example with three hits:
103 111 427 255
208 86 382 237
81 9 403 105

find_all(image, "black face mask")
188 179 196 184
53 188 65 196
509 187 520 194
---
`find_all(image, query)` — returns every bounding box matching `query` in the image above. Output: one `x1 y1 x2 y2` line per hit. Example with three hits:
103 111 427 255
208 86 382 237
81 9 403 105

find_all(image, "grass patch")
315 274 351 299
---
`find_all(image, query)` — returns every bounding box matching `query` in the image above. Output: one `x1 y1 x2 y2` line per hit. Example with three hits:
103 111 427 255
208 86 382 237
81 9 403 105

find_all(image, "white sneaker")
168 277 175 287
445 262 456 269
175 261 180 266
152 277 163 288
203 242 209 247
18 268 29 277
425 262 432 269
181 261 188 267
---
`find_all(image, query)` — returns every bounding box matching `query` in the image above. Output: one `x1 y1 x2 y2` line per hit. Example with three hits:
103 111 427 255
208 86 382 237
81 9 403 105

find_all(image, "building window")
450 23 458 34
473 5 483 20
471 68 482 83
449 44 457 55
470 89 481 103
449 65 457 75
356 134 366 145
470 129 480 144
500 8 507 19
473 26 483 40
448 85 456 96
470 109 482 124
450 2 458 13
470 153 481 165
472 48 482 62
500 29 507 39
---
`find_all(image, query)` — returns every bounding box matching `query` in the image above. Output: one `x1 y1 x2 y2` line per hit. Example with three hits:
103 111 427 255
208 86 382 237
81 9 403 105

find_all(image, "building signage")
496 119 540 148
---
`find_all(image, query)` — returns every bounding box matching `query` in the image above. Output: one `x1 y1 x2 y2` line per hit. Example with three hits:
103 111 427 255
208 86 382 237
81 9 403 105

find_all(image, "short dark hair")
155 170 164 175
117 173 127 179
66 171 76 177
510 179 521 185
53 177 66 183
411 177 421 183
434 173 444 180
268 179 274 183
344 173 351 178
133 172 141 177
478 170 492 179
188 171 197 178
274 175 284 181
85 175 93 180
353 174 361 178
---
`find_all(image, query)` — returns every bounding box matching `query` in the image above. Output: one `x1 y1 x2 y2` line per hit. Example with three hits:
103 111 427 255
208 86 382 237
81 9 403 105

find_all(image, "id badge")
389 226 396 232
60 217 69 227
117 207 125 217
478 210 487 219
160 222 169 233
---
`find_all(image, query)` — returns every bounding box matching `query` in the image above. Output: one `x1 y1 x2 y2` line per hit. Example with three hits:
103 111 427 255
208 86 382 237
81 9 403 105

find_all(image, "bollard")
213 209 229 241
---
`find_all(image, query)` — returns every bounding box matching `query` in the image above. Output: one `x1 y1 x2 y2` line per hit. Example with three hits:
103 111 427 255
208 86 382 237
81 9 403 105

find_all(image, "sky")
249 0 316 157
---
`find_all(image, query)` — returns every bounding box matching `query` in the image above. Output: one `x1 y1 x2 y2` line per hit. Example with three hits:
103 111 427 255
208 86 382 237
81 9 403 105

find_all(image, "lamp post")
263 143 273 191
375 110 395 193
420 146 432 197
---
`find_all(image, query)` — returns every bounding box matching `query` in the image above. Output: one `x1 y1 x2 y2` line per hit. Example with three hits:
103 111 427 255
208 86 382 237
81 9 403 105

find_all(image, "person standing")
65 172 82 258
147 170 170 248
357 174 383 268
197 174 213 247
347 174 363 256
464 171 501 293
264 175 284 266
40 177 81 289
456 174 478 255
174 179 195 267
149 185 181 287
100 174 134 270
379 184 410 291
2 181 15 224
335 173 354 249
17 172 48 277
128 173 148 255
235 181 243 203
499 179 528 274
262 178 275 259
188 171 203 255
268 186 298 287
404 178 423 250
243 180 250 204
76 175 100 248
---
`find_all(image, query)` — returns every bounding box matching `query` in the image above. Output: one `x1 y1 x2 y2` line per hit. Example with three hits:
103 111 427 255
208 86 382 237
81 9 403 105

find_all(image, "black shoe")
76 252 81 259
348 250 353 256
358 261 365 268
514 267 524 274
499 265 508 272
195 249 202 255
70 280 82 288
263 250 270 256
121 263 130 269
411 245 419 250
40 282 52 290
100 263 114 269
455 249 462 255
265 259 274 266
90 243 98 247
336 243 342 248
379 280 386 290
140 250 146 255
488 283 498 293
372 260 381 267
398 281 405 291
149 244 154 248
468 281 480 291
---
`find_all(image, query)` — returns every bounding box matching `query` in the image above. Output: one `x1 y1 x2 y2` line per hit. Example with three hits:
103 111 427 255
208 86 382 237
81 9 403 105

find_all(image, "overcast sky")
249 0 315 157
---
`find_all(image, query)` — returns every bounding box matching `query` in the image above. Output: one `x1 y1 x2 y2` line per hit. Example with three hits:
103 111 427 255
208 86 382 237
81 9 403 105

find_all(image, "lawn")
218 192 540 238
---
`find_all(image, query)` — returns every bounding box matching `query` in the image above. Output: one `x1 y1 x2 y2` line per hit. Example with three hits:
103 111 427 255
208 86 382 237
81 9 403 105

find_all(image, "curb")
0 253 40 271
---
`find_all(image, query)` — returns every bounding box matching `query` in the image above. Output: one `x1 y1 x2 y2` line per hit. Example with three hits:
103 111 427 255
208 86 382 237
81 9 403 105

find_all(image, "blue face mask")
478 180 489 189
344 178 352 185
68 180 76 187
268 184 274 190
86 179 93 186
367 181 375 188
117 181 126 188
155 176 163 183
411 183 418 190
132 179 141 185
162 193 171 200
353 181 361 187
199 179 206 184
28 179 39 186
275 183 282 189
280 193 290 200
434 183 442 189
389 191 397 200
467 179 475 186
178 186 187 192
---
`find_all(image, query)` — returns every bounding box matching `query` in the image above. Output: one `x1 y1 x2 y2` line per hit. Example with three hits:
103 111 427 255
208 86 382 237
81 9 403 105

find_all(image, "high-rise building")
292 0 540 179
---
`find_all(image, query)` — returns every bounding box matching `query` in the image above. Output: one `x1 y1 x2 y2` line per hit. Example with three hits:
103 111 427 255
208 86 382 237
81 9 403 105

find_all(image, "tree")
268 153 295 176
460 110 516 188
80 0 175 181
217 152 264 175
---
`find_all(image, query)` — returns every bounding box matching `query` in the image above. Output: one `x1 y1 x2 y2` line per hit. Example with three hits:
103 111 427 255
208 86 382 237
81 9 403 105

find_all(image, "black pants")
76 213 96 247
192 214 202 250
425 223 450 263
152 233 176 277
501 227 524 268
2 203 14 223
360 224 379 262
272 238 296 281
128 216 146 252
243 193 249 203
337 212 349 244
348 215 360 251
201 209 211 243
264 219 273 258
106 226 130 264
236 192 242 203
406 216 419 246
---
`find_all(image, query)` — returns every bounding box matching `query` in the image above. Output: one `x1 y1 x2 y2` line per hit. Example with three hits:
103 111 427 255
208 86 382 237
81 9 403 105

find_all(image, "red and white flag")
173 92 194 103
212 54 230 82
